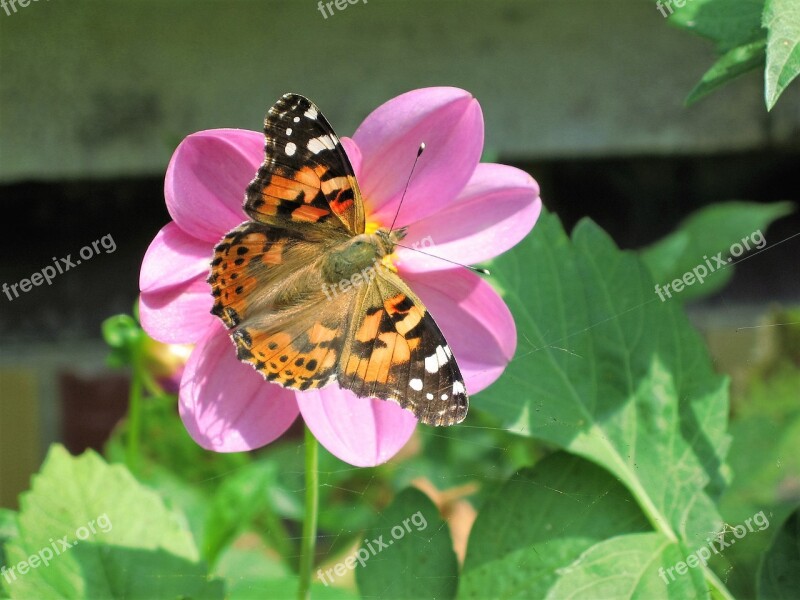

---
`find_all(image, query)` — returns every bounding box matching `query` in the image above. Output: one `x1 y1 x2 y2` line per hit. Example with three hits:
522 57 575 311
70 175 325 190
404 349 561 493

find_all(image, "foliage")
2 203 797 598
666 0 800 109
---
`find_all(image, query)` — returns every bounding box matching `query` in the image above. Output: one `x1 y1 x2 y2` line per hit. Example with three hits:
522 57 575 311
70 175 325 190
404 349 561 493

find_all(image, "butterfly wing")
210 227 468 425
209 221 353 389
245 93 365 237
337 268 469 426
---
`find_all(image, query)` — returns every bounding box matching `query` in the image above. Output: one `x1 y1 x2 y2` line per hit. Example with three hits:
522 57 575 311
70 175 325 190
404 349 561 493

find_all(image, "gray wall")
2 0 798 183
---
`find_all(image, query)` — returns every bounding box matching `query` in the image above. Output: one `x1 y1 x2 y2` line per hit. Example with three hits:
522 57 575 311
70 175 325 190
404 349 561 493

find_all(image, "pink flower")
139 87 541 467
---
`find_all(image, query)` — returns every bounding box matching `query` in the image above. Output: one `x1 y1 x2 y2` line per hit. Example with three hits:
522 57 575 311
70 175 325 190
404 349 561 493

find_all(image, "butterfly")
207 93 468 426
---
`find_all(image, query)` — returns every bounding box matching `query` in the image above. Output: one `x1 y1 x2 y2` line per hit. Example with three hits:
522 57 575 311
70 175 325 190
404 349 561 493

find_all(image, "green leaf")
482 211 730 551
461 453 713 598
355 488 458 599
686 40 767 104
0 510 18 599
101 313 143 368
2 445 223 599
757 507 800 598
668 0 767 52
640 201 793 302
720 367 800 598
763 0 800 109
203 460 280 567
461 453 650 597
214 546 356 599
0 509 18 565
546 533 708 599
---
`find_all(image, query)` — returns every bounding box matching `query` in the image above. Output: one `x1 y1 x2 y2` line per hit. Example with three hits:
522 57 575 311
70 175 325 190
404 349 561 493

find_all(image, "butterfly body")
207 93 468 426
320 228 404 285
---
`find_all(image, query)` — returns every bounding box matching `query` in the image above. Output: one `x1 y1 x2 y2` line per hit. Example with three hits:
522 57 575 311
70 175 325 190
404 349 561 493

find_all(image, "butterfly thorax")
321 228 405 284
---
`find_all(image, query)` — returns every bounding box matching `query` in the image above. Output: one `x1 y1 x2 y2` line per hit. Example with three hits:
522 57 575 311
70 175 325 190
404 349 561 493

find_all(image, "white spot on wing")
304 106 318 120
409 378 423 391
307 134 338 154
285 142 297 156
443 345 452 358
293 116 300 123
424 353 438 374
452 381 466 395
436 345 449 365
440 393 448 400
286 128 293 136
426 393 434 400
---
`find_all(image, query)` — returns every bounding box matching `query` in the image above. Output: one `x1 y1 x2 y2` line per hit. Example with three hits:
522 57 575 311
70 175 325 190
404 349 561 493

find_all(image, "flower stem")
297 426 319 600
125 344 144 475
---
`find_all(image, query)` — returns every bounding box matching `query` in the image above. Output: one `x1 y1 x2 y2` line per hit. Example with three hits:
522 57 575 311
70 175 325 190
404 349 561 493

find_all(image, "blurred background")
1 0 798 562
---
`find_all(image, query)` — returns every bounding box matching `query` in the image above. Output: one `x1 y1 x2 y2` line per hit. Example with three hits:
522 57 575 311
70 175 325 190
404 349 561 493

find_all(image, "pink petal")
140 275 216 344
165 129 263 242
140 222 213 292
402 268 516 395
179 325 300 451
397 164 542 272
353 88 483 226
297 388 418 467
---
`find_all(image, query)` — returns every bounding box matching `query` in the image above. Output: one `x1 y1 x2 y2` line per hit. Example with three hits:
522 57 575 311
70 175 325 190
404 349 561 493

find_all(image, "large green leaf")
460 453 712 598
545 533 708 599
763 0 800 109
640 201 793 302
355 487 458 600
757 507 800 598
1 445 223 599
480 211 729 557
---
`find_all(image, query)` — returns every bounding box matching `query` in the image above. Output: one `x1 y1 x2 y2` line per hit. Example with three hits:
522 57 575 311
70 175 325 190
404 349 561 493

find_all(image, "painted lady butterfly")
208 94 468 426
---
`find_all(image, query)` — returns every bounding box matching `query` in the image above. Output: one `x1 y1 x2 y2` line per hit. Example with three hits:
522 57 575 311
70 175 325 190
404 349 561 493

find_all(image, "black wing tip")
417 397 469 427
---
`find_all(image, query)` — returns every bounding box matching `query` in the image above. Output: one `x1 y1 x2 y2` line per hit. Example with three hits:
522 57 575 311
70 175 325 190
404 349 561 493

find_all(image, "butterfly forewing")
245 93 365 236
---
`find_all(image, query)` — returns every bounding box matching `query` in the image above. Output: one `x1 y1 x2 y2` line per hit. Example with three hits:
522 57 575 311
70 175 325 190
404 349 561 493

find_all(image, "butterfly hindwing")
337 269 469 426
209 221 354 390
245 93 365 236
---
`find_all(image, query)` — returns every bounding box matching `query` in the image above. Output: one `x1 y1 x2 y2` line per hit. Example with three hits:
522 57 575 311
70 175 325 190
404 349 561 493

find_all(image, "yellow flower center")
365 219 400 273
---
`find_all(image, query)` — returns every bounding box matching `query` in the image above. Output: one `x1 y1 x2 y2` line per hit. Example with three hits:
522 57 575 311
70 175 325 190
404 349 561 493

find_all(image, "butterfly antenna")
389 142 425 233
388 143 489 276
394 242 491 276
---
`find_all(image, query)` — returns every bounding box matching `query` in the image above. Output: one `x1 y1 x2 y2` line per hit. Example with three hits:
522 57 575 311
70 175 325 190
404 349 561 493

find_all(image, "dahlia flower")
139 87 540 467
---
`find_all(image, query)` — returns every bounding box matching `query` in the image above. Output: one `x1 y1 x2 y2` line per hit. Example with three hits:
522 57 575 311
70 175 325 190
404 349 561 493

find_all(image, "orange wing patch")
208 223 289 328
233 323 342 391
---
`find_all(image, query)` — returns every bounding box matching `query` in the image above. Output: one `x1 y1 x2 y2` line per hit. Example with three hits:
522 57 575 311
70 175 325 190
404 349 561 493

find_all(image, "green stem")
125 344 144 475
297 426 320 600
